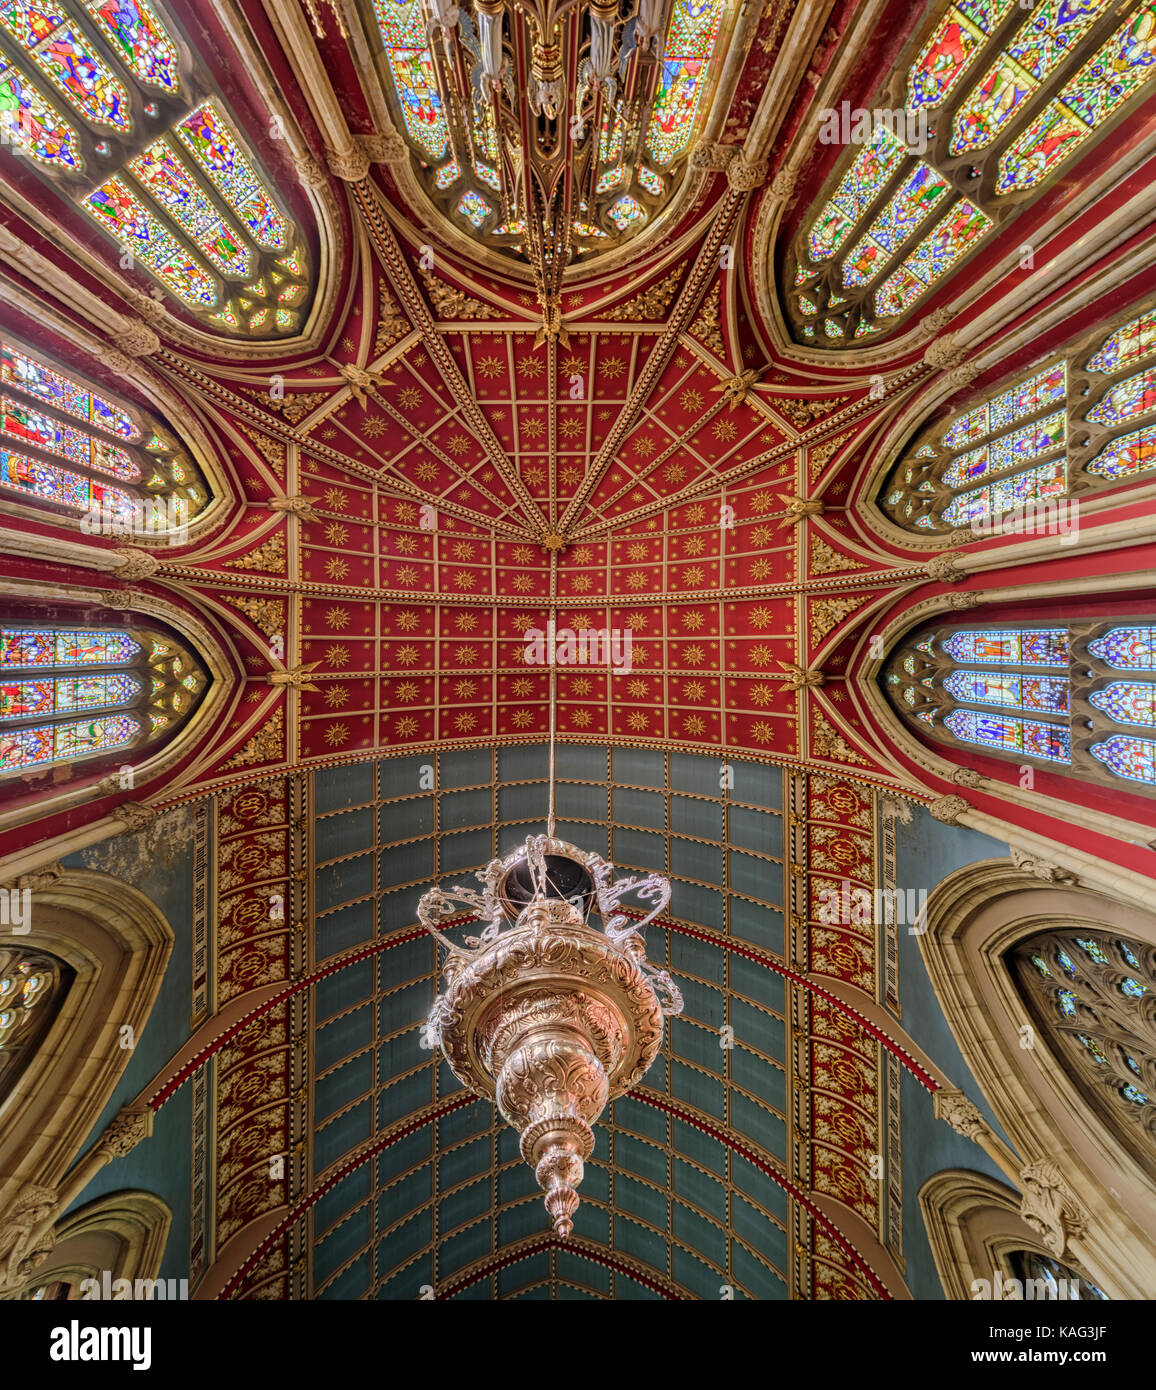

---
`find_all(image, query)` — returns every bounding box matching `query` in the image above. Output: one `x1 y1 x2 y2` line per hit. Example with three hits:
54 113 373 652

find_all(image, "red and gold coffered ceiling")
2 0 1156 876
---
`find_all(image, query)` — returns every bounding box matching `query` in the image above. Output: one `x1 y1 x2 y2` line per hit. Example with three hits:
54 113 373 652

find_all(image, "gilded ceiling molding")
853 580 1156 850
0 577 238 845
915 863 1156 1297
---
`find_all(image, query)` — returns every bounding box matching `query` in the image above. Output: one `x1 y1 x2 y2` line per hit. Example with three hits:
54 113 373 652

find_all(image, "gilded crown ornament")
418 834 682 1237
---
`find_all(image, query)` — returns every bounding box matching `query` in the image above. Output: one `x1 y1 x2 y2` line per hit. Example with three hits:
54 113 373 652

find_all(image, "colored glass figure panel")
607 195 645 231
1087 308 1156 373
1086 422 1156 478
940 454 1065 525
84 0 178 92
941 410 1065 486
85 177 218 306
644 0 725 166
374 0 449 162
457 190 491 228
0 672 140 719
944 708 1072 760
1086 365 1156 425
3 6 132 130
639 166 663 195
943 403 990 450
0 447 135 512
841 162 951 288
1 398 139 479
996 4 1156 193
1089 683 1156 726
941 628 1069 665
0 628 140 668
874 199 993 317
950 0 1111 154
0 345 136 438
0 63 80 166
1090 734 1156 784
907 0 1018 112
176 102 287 250
130 139 253 279
0 713 138 772
943 669 1070 712
1088 626 1156 670
806 126 906 262
1058 989 1077 1017
433 159 459 189
990 362 1066 430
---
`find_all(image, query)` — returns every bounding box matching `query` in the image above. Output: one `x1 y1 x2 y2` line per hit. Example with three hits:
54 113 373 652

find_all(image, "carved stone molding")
951 767 985 788
925 553 967 584
98 589 141 611
325 145 370 182
934 1087 992 1143
919 308 955 339
779 493 825 524
93 1106 154 1163
770 167 797 199
295 156 329 189
949 361 983 387
1018 1160 1087 1258
111 802 158 832
114 549 160 582
923 331 969 371
946 591 982 609
0 1183 57 1292
928 794 970 825
0 860 63 892
727 157 768 191
1009 846 1079 885
356 129 407 165
712 369 762 410
779 663 826 692
267 494 322 523
689 141 737 172
110 321 160 358
266 662 321 692
878 794 913 824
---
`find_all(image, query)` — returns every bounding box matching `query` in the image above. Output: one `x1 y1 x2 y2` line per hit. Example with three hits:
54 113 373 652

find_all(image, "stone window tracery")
0 947 72 1105
0 0 310 337
787 1 1156 345
879 304 1156 533
882 618 1155 791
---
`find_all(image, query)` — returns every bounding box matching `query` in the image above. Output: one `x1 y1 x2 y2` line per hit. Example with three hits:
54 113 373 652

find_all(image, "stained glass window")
791 0 1156 344
0 336 207 530
885 618 1156 790
0 946 72 1105
884 299 1156 533
0 622 206 777
373 0 448 162
0 1 310 337
457 190 491 229
1013 928 1156 1163
645 0 727 168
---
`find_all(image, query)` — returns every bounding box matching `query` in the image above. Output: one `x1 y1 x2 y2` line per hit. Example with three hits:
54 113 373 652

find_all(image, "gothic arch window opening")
786 1 1156 345
879 301 1156 533
0 334 209 530
0 945 73 1105
1012 925 1156 1169
1005 1249 1109 1301
882 618 1156 792
0 0 311 338
367 0 730 262
0 619 208 778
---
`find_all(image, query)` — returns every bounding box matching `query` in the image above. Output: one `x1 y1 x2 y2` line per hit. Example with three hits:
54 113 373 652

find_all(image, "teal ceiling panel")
316 900 375 959
316 807 376 860
315 1205 371 1285
316 1003 372 1072
316 760 375 813
316 854 374 911
315 1097 371 1171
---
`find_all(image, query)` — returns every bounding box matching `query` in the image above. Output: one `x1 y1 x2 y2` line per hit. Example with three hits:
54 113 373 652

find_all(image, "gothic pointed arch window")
882 617 1155 792
786 0 1156 345
366 0 730 260
0 947 73 1105
878 301 1156 533
1013 926 1156 1167
0 0 311 337
0 334 208 532
0 619 207 779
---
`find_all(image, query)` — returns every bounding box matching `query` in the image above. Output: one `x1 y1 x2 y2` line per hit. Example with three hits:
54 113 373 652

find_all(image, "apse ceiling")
4 0 1156 1302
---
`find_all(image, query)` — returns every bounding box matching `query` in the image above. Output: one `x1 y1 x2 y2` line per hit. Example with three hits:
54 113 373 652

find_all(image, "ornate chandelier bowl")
419 836 682 1237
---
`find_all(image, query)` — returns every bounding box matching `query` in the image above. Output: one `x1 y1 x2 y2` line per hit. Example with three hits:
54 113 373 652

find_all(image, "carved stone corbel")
946 592 982 610
925 553 967 584
1009 846 1078 885
93 1106 154 1163
111 802 158 832
0 860 63 892
0 1184 57 1292
934 1087 992 1143
357 130 408 165
1019 1160 1086 1258
114 548 160 581
111 321 160 358
727 157 768 191
951 768 984 788
98 589 141 611
923 333 970 372
770 168 797 199
928 794 970 825
689 141 737 173
326 144 371 182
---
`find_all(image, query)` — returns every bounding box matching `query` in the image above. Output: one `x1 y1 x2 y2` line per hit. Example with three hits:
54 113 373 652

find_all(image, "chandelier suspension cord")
547 596 558 839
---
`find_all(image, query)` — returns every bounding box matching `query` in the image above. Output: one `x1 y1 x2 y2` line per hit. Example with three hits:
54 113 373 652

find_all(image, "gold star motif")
324 686 349 709
325 557 350 580
511 709 534 728
679 388 704 412
325 643 350 667
455 612 478 631
571 709 593 728
394 681 420 702
395 565 420 586
325 606 350 630
324 723 349 747
683 715 706 736
626 711 648 731
395 715 419 737
396 644 420 665
325 523 349 545
511 678 534 697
